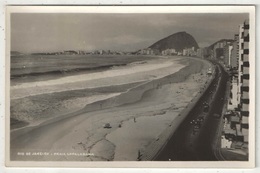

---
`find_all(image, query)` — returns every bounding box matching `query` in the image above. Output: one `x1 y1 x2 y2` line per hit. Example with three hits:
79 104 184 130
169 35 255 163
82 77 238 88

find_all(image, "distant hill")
148 31 199 52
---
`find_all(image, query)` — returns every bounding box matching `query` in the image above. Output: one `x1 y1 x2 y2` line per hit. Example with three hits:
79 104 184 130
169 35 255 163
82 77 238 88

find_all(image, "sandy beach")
10 56 213 161
11 57 185 124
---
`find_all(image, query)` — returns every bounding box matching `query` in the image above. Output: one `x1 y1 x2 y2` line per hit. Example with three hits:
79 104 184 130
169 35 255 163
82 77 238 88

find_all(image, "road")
154 61 229 161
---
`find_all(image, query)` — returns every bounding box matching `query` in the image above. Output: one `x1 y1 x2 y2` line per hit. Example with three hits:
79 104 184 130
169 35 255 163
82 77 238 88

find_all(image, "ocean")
11 54 156 78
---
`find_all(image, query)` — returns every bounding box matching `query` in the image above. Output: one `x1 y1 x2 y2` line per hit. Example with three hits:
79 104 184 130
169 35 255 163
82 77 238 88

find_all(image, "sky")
11 13 249 53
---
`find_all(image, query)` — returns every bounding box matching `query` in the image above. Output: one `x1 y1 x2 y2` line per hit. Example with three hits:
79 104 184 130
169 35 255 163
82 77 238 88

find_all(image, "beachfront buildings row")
224 19 250 155
138 47 197 56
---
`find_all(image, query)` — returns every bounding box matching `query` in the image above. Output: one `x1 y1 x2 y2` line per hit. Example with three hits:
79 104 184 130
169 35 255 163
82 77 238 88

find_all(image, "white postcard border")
4 5 256 168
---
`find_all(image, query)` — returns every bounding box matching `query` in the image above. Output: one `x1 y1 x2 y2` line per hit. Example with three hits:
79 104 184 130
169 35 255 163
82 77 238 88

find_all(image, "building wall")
228 45 233 66
223 44 233 67
162 48 176 55
196 48 203 58
238 19 250 143
226 19 250 145
228 76 239 110
240 19 250 142
230 34 239 69
213 40 230 59
237 24 244 104
183 47 195 56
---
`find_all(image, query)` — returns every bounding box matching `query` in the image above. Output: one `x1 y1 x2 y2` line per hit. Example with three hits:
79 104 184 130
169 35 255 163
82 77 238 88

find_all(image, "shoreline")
10 58 183 99
10 81 143 129
10 56 185 125
10 57 213 161
11 64 125 85
11 54 158 85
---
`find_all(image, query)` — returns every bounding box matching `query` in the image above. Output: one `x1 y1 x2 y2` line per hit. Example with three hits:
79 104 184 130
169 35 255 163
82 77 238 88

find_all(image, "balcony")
244 29 249 36
241 91 249 99
244 42 249 49
242 129 249 142
241 116 249 124
242 66 250 74
242 79 249 87
236 124 242 134
243 54 249 62
241 103 249 112
243 134 249 143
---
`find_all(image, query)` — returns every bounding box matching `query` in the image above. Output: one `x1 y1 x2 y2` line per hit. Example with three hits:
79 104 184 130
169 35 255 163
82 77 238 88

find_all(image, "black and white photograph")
5 6 255 167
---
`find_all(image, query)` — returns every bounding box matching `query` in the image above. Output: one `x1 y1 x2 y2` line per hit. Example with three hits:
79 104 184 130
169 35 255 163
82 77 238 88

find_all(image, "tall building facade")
231 34 239 69
227 76 239 110
239 19 250 143
223 43 233 67
225 19 250 146
237 24 244 104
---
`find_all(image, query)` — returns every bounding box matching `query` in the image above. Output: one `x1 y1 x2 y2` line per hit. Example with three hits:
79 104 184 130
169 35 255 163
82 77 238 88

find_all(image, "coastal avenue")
155 61 229 161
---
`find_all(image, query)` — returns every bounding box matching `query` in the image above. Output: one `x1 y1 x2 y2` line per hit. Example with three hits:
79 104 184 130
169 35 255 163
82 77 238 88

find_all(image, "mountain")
148 31 199 52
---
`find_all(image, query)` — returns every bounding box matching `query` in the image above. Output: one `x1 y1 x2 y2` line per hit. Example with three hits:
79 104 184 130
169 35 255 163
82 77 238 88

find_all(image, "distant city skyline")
11 13 248 53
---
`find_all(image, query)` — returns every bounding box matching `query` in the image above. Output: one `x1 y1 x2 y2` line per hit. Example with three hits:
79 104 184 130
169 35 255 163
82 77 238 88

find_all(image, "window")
244 49 249 55
243 61 249 67
244 24 249 29
244 34 249 42
243 74 250 80
241 123 249 129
